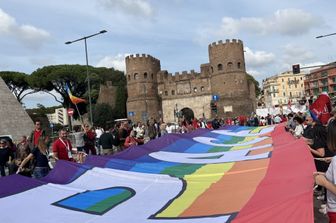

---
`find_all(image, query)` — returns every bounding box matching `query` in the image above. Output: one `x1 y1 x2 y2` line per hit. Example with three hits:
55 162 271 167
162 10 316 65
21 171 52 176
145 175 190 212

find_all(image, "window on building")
295 84 297 88
237 62 241 69
144 72 148 79
227 62 233 69
217 64 223 71
193 87 197 93
201 86 204 91
172 90 175 95
290 92 292 97
134 73 138 80
164 91 168 96
300 77 302 80
151 73 154 79
128 75 131 81
322 86 328 92
321 71 328 77
333 85 336 91
211 66 214 73
282 78 284 82
273 93 276 97
283 92 286 96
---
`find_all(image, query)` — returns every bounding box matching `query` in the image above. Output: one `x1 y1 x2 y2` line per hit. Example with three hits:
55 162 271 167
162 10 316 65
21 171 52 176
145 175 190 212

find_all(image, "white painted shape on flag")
0 167 232 222
149 144 272 164
193 136 269 147
212 126 275 137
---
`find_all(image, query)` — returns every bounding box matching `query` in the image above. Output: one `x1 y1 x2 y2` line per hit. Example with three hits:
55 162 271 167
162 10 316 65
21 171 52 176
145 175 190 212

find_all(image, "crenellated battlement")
158 69 207 82
126 54 160 64
208 39 243 49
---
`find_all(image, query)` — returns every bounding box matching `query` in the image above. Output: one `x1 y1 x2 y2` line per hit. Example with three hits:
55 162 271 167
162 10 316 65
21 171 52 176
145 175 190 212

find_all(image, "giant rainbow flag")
0 125 315 222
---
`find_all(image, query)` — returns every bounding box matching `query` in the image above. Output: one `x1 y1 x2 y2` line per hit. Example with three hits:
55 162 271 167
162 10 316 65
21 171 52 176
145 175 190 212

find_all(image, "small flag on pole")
65 84 86 105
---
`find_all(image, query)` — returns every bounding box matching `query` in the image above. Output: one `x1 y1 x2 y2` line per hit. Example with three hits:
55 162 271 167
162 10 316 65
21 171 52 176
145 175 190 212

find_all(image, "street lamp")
65 30 107 125
316 32 336 39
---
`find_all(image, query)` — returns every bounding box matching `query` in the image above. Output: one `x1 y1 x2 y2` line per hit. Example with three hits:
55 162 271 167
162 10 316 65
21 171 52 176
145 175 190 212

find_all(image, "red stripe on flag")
233 124 315 223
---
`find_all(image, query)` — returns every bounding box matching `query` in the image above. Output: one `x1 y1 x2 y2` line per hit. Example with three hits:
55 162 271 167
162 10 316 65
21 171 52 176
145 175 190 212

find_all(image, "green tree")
92 103 114 128
246 73 261 97
114 85 127 118
0 71 35 103
29 64 127 122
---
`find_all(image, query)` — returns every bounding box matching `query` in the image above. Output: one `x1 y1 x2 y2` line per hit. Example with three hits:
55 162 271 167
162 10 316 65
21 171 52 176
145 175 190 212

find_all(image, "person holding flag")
309 92 332 125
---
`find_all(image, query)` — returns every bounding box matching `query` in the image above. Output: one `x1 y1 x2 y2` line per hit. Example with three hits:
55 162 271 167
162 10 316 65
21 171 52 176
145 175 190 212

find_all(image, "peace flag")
65 84 86 105
0 124 315 222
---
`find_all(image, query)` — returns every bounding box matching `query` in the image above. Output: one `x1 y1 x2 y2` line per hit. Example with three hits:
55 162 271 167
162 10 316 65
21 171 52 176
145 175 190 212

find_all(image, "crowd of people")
0 113 298 179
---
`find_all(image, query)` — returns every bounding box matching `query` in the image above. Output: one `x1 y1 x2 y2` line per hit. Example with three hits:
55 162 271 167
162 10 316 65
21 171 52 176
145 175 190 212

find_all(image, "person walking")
0 139 14 177
29 120 49 149
17 138 51 179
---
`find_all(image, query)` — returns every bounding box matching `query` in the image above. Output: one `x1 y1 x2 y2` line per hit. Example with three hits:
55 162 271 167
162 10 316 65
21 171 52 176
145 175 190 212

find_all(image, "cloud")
244 47 275 68
96 54 130 71
97 0 153 17
247 69 263 77
0 8 50 49
195 8 323 44
282 44 314 63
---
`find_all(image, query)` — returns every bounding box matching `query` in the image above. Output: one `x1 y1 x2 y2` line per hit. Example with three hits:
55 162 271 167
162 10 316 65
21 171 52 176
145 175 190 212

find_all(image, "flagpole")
74 103 84 125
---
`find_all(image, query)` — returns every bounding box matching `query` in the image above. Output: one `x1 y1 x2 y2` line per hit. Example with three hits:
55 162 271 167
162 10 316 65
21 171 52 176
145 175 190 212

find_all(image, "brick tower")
209 39 256 117
126 54 161 122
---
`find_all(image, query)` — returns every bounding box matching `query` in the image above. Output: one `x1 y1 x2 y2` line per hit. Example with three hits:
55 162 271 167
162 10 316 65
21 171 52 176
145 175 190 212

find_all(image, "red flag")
309 92 332 125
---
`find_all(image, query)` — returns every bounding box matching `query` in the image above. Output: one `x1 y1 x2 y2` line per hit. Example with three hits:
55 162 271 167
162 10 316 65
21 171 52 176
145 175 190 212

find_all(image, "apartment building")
304 62 336 98
263 71 306 108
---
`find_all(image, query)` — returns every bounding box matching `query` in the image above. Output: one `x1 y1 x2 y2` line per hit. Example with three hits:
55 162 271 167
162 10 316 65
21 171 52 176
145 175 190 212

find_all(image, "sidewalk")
314 195 328 223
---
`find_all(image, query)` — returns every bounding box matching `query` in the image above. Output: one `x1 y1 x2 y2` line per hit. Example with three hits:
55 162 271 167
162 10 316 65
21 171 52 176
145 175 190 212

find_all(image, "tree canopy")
0 71 34 103
28 64 127 119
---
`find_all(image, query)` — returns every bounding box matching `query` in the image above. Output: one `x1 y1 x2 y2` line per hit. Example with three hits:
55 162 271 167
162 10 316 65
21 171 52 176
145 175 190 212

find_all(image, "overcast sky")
1 0 335 108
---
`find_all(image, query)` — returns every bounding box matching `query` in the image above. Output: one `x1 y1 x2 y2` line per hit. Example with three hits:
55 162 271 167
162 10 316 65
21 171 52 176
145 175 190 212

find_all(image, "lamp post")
316 32 336 39
65 30 107 125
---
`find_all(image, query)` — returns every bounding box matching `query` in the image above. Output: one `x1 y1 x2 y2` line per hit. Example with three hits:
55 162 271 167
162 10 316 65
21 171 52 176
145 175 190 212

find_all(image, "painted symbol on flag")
53 187 135 215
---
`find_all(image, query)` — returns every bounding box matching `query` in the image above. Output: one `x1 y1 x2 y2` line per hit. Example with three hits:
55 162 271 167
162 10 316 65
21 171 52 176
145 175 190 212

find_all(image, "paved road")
314 195 328 223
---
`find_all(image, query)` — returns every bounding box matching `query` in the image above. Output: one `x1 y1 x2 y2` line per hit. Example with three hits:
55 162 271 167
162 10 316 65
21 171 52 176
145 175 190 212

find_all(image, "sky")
1 0 336 108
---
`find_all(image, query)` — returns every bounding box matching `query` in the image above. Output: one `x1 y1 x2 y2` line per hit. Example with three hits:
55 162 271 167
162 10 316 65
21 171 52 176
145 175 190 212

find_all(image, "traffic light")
292 64 300 74
211 101 218 113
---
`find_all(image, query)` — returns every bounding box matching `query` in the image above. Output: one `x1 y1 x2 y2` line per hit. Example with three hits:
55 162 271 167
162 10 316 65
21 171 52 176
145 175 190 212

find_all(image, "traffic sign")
67 108 74 116
212 95 219 101
128 111 135 117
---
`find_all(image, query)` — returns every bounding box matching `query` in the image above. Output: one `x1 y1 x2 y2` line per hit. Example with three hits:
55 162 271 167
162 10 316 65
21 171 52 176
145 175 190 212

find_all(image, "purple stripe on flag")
0 174 45 198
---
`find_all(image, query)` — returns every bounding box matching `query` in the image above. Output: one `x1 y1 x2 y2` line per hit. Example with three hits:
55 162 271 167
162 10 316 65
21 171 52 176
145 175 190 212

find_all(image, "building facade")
304 62 336 98
262 71 306 108
125 39 256 123
46 108 69 126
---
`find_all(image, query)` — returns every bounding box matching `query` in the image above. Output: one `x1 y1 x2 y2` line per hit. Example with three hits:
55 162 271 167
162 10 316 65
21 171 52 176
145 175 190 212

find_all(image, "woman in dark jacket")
17 138 50 179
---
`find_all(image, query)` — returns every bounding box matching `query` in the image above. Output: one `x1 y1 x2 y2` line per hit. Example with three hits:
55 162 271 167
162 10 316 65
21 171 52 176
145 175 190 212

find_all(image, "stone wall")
96 81 117 109
162 95 212 122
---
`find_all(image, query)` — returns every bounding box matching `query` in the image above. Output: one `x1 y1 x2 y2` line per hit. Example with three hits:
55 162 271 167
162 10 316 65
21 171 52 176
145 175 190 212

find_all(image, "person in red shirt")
124 130 141 149
29 120 49 148
52 129 74 161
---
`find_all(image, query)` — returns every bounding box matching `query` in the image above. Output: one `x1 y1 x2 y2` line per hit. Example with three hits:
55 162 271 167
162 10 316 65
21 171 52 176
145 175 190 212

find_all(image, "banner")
310 92 332 125
0 125 315 222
